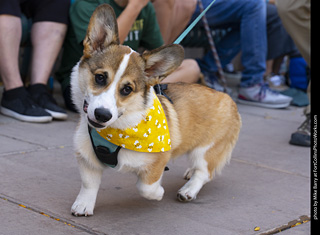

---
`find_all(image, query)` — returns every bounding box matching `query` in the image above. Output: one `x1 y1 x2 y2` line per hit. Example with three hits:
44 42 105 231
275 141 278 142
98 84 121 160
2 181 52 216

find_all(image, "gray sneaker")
238 83 292 108
202 75 232 94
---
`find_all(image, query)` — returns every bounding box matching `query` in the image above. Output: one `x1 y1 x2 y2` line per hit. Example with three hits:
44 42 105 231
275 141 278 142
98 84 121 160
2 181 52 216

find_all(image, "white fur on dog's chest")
115 148 155 172
75 117 155 172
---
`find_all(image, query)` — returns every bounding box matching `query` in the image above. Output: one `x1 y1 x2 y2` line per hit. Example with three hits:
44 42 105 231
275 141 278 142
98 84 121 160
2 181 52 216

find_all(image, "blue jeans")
191 0 267 87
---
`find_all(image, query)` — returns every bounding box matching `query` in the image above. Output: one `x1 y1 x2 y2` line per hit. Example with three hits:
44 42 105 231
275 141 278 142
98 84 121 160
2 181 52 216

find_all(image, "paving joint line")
258 215 310 235
238 107 305 123
0 193 106 235
0 144 73 157
232 158 309 178
0 133 47 148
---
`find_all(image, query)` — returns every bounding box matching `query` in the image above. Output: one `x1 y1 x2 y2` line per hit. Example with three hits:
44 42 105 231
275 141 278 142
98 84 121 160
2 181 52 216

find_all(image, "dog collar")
97 92 171 153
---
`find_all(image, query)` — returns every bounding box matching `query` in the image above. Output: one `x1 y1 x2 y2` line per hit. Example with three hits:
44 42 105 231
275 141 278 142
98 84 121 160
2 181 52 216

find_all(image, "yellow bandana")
97 93 171 152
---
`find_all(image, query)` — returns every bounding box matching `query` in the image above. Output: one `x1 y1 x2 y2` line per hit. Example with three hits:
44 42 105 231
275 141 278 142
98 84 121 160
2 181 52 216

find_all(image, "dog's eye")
120 85 133 96
95 73 107 86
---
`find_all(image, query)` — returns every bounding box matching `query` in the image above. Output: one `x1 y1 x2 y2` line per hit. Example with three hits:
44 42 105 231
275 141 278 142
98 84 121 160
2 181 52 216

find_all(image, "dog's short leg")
136 175 164 201
136 155 170 201
183 168 195 180
177 167 210 202
177 144 213 202
71 157 103 216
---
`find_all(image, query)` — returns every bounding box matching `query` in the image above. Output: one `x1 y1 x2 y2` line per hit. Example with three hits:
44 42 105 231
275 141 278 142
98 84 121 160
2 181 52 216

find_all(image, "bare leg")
0 15 23 90
265 60 273 76
162 59 200 84
152 0 175 44
167 0 197 44
153 0 197 44
272 56 284 75
30 21 67 85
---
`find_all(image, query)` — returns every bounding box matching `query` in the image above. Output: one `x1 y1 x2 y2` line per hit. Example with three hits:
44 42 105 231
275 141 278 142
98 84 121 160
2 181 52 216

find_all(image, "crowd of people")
0 0 311 147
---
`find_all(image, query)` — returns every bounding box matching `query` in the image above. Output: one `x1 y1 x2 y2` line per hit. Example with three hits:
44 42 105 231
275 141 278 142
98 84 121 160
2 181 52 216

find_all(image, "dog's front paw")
137 181 164 201
177 183 198 202
71 200 94 217
177 190 196 202
141 186 164 201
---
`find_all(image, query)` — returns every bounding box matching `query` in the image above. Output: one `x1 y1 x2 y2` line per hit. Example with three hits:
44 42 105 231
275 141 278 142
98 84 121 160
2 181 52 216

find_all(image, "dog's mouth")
83 100 124 129
83 100 105 129
88 117 105 129
83 100 88 113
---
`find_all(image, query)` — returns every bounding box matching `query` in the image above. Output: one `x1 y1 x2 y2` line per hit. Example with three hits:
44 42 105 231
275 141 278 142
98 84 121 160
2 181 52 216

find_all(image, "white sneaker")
238 83 292 108
265 73 288 91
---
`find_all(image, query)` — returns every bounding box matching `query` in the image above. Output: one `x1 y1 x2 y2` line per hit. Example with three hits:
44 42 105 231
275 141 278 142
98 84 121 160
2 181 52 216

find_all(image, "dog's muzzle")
83 100 113 129
94 108 112 123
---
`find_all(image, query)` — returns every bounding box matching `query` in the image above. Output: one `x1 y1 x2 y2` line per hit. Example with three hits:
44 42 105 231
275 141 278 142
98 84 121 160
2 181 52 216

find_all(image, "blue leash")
173 0 217 44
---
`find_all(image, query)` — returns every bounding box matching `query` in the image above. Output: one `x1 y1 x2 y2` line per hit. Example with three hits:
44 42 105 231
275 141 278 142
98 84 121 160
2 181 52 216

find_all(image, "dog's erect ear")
83 4 119 57
142 44 184 79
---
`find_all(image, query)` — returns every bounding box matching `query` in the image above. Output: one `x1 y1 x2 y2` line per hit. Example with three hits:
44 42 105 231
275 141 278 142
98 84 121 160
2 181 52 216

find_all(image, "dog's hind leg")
71 157 103 216
178 140 234 202
177 143 213 202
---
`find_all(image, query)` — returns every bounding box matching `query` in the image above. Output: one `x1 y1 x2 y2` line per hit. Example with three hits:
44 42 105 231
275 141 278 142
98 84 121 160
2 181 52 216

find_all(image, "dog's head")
71 4 184 130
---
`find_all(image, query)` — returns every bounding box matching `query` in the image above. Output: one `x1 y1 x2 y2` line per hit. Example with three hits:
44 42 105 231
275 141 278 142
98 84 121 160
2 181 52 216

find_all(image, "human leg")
264 3 298 90
237 0 293 108
152 0 175 44
25 0 69 119
153 0 197 44
0 15 23 90
0 12 52 122
29 21 67 85
276 0 310 66
265 3 298 62
162 59 200 84
276 0 311 146
0 0 23 90
191 0 291 108
191 0 267 85
166 0 197 44
27 22 68 120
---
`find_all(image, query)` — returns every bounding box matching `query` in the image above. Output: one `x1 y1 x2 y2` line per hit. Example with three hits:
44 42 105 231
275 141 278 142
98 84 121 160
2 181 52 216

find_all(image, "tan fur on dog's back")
160 83 241 178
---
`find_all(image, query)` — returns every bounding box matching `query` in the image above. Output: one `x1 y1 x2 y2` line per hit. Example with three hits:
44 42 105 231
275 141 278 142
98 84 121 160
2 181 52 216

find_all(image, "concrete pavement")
0 83 311 235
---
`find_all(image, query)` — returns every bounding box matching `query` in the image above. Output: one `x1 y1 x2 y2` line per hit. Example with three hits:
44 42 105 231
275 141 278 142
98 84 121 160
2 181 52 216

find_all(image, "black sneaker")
0 86 53 123
28 84 68 120
289 113 310 147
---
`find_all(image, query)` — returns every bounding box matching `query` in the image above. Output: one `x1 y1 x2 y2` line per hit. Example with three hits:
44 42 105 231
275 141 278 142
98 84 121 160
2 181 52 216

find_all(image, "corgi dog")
70 4 241 216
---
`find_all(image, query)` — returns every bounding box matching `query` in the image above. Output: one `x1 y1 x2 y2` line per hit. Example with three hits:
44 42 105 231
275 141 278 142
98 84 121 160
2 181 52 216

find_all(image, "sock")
28 83 48 94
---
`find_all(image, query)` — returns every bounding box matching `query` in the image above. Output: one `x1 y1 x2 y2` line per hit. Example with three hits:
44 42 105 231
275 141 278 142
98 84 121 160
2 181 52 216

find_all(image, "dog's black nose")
94 108 112 123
